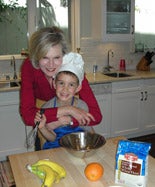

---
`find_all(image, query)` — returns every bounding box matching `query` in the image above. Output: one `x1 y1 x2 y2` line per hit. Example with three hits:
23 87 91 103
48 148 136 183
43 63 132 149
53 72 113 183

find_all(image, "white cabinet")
140 79 155 131
111 79 155 138
90 83 112 138
102 0 135 42
0 91 27 160
111 80 141 137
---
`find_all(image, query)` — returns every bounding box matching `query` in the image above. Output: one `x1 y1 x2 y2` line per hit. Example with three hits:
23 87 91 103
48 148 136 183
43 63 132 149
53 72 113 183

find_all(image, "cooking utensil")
60 132 106 158
25 109 44 149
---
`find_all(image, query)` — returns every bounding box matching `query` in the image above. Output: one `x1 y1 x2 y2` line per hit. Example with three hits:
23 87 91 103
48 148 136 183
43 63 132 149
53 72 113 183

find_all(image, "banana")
26 164 45 180
32 159 66 179
37 164 59 187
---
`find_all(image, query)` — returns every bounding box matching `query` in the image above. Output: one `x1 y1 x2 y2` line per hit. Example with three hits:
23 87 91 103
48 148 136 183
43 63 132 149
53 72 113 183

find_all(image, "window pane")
0 0 27 55
37 0 71 50
0 0 71 55
135 0 155 51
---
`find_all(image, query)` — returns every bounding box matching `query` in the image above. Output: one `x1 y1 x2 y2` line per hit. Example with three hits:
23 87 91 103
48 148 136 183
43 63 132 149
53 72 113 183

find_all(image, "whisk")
25 109 44 149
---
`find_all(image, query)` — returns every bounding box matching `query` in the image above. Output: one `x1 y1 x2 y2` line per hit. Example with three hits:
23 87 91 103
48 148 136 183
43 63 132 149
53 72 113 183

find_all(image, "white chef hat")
56 52 84 85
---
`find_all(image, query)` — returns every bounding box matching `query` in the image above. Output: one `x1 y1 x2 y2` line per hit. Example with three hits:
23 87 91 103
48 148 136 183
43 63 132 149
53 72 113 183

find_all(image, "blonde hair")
28 26 68 68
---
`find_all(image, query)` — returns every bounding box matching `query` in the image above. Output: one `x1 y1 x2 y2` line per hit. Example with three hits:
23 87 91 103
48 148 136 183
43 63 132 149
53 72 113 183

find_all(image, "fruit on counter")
27 164 60 187
26 164 45 180
36 164 59 187
32 159 66 179
84 162 104 181
26 159 67 186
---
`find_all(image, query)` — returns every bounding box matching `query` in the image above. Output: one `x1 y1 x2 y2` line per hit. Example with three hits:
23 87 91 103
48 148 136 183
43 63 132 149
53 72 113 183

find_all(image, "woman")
20 26 102 130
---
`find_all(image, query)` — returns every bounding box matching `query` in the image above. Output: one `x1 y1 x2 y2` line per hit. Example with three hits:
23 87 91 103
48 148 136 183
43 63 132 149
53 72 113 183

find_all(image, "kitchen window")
0 0 79 56
135 0 155 52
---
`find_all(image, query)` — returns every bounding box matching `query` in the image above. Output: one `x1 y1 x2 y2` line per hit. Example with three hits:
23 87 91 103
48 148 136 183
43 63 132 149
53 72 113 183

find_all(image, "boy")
37 52 94 149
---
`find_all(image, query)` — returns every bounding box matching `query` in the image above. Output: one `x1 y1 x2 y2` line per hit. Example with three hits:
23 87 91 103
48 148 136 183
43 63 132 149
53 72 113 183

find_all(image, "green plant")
0 0 26 23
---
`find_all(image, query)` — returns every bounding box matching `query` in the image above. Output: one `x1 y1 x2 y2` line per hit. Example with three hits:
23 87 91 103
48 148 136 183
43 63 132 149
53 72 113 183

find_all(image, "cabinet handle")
141 92 143 101
144 91 148 100
131 25 134 34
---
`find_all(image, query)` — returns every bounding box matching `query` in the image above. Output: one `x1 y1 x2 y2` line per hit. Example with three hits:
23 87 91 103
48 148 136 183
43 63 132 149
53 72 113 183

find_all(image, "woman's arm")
20 59 102 126
78 76 102 126
57 105 94 126
45 115 72 131
20 59 58 126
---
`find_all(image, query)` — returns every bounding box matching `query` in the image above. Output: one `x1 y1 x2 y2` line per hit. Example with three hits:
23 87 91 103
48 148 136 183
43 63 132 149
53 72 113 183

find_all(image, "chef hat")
56 52 84 85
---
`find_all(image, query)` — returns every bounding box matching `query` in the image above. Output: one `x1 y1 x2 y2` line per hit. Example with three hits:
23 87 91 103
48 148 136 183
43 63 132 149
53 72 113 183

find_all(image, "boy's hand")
34 111 46 129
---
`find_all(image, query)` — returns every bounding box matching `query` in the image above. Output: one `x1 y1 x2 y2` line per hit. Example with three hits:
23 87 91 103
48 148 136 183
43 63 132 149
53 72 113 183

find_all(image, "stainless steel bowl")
60 132 106 158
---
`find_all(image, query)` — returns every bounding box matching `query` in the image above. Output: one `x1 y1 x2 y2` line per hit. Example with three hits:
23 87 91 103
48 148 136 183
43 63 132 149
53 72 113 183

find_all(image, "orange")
84 162 104 181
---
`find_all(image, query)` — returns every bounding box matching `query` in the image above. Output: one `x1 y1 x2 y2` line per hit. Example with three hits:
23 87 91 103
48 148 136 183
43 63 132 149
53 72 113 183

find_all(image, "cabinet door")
102 0 134 42
90 83 111 137
0 91 26 160
111 81 141 137
94 94 111 137
141 79 155 131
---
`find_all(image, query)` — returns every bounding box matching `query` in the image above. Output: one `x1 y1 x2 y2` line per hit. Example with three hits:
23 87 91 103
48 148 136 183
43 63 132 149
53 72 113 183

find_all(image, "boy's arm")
38 126 56 142
45 115 72 131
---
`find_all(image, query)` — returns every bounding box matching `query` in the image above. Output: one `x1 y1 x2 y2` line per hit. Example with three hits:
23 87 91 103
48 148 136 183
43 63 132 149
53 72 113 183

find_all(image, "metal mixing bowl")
59 132 106 158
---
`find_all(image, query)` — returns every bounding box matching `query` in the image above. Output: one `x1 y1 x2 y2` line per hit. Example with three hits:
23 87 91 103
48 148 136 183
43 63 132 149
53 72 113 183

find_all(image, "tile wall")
0 39 155 76
81 38 155 73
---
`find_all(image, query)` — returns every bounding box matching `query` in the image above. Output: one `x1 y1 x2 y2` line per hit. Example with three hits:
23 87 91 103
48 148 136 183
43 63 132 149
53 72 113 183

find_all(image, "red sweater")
20 58 102 126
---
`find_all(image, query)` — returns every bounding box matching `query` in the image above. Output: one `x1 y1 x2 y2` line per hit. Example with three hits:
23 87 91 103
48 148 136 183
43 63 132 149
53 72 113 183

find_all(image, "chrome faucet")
11 56 18 80
103 49 114 73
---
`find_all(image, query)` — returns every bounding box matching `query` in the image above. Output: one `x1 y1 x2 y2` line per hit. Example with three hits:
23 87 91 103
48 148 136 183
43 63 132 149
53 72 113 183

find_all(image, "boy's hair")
55 71 79 85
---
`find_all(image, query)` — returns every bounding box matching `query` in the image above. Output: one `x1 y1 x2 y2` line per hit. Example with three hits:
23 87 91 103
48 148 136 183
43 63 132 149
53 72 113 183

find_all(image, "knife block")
136 56 150 71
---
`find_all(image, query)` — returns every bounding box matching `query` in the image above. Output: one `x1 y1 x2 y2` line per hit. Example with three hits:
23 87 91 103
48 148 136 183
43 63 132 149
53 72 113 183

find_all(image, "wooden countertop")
9 136 155 187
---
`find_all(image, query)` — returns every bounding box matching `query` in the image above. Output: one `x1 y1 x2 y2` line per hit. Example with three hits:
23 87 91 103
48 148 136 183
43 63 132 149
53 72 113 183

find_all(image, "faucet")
11 56 18 80
103 49 114 73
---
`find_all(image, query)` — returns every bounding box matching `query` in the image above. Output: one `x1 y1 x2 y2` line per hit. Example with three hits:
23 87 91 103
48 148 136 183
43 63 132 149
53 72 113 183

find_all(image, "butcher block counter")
9 136 155 187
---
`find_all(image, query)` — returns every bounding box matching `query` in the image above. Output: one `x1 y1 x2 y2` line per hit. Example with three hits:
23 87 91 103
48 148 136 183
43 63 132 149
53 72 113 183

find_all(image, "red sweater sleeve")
77 76 102 126
20 59 58 126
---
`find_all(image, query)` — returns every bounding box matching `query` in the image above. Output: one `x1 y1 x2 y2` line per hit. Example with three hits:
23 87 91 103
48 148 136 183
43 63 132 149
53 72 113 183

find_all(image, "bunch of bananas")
26 159 67 187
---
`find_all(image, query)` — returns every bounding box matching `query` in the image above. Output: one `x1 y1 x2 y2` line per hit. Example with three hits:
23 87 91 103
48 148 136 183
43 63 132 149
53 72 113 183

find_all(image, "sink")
103 72 132 78
0 81 21 88
10 81 21 87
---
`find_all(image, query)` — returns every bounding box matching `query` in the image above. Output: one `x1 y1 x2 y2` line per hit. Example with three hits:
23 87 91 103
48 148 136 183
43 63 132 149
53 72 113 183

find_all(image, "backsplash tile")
80 38 155 73
0 40 155 75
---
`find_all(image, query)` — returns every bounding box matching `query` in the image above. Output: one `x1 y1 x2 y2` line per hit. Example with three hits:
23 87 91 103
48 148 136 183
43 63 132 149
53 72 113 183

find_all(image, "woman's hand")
58 115 72 126
57 106 95 126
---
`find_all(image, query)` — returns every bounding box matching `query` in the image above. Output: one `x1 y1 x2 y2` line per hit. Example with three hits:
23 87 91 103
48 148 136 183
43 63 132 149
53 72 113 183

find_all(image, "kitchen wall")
1 40 155 77
81 38 155 73
0 57 23 79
